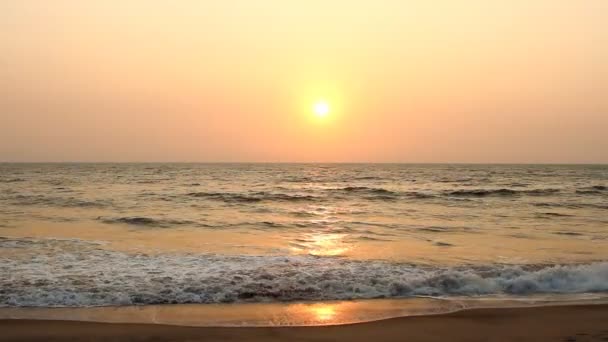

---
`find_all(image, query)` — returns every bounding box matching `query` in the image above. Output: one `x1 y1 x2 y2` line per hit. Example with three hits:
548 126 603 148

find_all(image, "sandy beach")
1 304 607 342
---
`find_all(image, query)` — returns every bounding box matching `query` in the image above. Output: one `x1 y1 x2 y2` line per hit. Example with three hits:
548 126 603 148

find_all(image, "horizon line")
1 161 607 165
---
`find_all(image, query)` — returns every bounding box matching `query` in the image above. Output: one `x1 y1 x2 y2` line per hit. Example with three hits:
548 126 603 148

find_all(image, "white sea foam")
1 237 608 307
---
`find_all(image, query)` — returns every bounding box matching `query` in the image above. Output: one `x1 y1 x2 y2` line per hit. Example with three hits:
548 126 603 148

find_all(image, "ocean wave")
533 202 608 210
329 187 431 200
2 237 607 307
98 216 197 228
187 192 317 203
539 212 574 217
553 231 584 236
576 185 607 195
188 192 261 203
447 188 560 197
353 176 384 180
330 187 399 200
281 176 313 183
338 186 395 194
10 194 109 208
355 236 394 242
417 226 475 233
435 178 473 183
0 178 25 183
226 221 289 230
403 192 435 199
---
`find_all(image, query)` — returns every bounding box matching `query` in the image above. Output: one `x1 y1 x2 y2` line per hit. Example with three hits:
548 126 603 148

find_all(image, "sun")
313 101 330 117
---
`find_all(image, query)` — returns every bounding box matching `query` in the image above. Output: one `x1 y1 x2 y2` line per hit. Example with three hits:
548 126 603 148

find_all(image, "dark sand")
1 304 607 342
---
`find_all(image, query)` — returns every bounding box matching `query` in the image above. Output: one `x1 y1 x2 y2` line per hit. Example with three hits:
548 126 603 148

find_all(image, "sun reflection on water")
285 302 350 325
289 205 353 257
310 305 337 321
290 232 351 256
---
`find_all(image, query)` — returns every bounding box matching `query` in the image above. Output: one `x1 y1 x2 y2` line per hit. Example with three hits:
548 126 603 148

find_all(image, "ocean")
1 163 607 308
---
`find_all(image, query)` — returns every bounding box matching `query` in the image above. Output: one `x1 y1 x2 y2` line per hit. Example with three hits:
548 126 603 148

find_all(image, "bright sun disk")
313 101 330 117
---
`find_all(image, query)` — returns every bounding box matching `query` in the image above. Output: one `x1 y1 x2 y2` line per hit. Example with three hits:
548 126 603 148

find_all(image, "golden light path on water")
1 296 606 327
289 232 350 257
288 204 353 257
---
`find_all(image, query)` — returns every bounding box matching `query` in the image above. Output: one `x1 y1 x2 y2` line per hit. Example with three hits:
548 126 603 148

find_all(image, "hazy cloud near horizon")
1 1 607 163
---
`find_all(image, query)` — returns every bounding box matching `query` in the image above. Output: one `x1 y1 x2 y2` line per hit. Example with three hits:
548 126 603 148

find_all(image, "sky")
1 1 607 163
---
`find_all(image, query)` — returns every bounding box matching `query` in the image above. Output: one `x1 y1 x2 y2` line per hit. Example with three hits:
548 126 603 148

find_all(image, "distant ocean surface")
1 163 607 307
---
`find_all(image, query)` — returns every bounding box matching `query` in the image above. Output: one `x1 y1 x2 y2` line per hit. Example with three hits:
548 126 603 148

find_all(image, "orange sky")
1 1 607 163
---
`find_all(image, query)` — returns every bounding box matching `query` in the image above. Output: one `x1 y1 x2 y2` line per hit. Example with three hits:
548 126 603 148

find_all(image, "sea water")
1 163 607 308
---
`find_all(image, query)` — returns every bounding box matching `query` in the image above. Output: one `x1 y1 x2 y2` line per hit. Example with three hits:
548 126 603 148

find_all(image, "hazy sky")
1 1 607 163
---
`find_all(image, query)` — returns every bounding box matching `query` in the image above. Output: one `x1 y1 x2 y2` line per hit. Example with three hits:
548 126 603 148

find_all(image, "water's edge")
1 296 607 327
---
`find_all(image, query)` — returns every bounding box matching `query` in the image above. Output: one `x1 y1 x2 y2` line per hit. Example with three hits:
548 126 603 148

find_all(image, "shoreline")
2 296 607 327
1 304 607 341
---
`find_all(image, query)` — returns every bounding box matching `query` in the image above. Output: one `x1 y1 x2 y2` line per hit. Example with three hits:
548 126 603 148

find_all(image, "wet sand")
1 304 607 342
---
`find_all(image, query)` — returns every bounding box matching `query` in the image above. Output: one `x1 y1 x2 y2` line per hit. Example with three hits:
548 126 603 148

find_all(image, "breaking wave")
1 237 607 307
